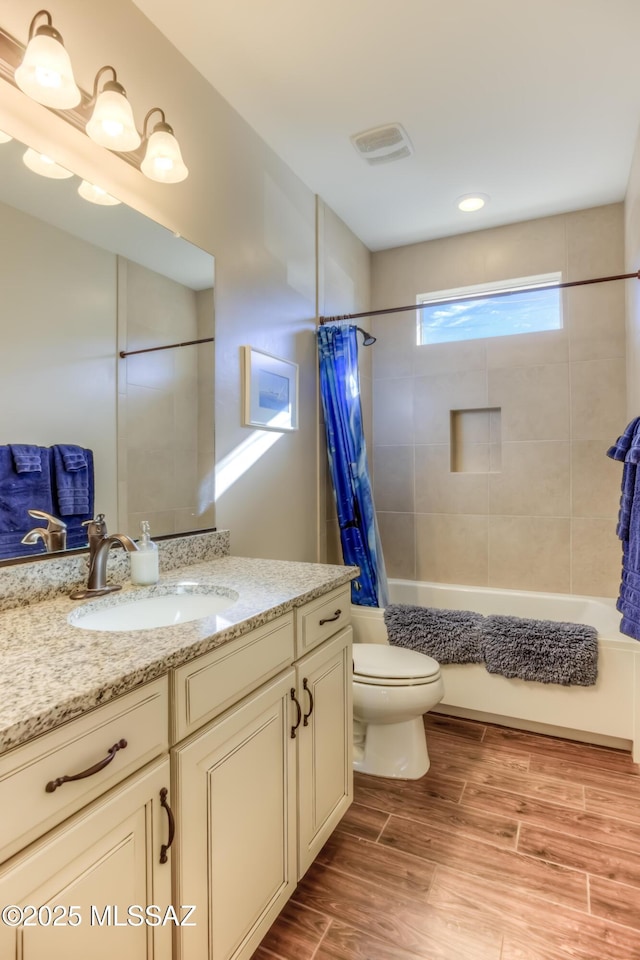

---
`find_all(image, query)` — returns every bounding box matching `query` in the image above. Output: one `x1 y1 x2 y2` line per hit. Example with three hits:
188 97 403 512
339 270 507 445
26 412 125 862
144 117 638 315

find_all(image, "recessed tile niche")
450 408 502 473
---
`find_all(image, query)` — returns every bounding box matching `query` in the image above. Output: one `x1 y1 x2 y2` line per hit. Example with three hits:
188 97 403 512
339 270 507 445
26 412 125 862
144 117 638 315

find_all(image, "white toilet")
352 643 444 779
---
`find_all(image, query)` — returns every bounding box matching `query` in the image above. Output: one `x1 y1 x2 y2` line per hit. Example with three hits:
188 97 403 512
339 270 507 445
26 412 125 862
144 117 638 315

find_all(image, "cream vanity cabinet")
172 585 353 960
0 678 173 960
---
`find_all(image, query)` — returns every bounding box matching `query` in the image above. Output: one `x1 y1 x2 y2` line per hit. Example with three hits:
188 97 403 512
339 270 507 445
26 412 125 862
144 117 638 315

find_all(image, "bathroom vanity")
0 540 356 960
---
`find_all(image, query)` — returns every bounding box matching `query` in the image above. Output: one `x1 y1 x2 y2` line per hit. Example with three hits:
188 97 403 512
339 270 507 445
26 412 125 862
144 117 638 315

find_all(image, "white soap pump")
130 520 159 585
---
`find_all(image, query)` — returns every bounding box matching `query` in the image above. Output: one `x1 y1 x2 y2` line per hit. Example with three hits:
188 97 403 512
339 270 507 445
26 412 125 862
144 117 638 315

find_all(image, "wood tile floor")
250 713 640 960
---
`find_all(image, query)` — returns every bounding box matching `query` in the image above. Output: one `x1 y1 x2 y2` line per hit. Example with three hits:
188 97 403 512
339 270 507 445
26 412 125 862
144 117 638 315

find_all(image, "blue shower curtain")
318 324 388 607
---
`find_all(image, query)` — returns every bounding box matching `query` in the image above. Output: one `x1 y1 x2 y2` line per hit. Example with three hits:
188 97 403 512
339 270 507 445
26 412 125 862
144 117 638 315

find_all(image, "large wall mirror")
0 134 215 564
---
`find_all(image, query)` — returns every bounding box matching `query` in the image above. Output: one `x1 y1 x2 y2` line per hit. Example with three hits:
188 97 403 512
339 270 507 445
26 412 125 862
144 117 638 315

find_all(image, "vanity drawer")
172 613 295 742
295 585 352 658
0 676 168 865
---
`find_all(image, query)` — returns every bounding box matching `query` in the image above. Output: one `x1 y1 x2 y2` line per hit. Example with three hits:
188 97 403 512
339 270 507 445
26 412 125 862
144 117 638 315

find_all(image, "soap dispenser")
130 520 159 585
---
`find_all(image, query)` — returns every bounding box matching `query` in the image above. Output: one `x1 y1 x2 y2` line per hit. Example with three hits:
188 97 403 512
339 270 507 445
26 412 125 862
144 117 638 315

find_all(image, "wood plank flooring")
250 713 640 960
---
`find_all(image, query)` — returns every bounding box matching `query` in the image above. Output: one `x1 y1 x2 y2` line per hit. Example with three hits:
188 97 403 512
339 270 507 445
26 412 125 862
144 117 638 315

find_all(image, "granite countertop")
0 556 357 756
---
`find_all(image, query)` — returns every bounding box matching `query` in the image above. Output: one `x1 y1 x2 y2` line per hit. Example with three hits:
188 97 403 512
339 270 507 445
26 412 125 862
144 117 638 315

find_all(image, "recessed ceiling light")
457 193 489 212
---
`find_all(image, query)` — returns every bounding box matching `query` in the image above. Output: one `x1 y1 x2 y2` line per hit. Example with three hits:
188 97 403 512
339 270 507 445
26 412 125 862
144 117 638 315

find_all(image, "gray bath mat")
384 603 485 664
483 615 598 686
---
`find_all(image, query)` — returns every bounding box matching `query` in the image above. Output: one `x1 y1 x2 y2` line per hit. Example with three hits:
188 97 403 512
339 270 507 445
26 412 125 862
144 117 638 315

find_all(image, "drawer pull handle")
319 609 342 626
290 688 302 739
159 787 175 864
45 738 128 793
302 678 314 726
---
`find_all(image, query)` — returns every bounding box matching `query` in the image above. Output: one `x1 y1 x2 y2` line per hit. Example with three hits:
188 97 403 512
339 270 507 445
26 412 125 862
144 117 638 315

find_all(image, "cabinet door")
297 626 353 877
173 669 297 960
0 757 172 960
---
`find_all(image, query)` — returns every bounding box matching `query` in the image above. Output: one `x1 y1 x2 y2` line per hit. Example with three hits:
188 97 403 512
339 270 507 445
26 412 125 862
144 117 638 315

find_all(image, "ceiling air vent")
350 123 413 165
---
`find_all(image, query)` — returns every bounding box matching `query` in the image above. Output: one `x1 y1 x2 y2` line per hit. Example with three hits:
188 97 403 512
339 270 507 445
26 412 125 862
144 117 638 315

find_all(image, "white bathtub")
351 579 640 761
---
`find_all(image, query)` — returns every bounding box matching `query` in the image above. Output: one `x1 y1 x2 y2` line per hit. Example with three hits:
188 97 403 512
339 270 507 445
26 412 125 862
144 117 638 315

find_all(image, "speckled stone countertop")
0 555 357 756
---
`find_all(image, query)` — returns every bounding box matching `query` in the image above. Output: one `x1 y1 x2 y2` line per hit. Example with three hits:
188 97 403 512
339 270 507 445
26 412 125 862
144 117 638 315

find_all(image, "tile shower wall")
371 204 626 597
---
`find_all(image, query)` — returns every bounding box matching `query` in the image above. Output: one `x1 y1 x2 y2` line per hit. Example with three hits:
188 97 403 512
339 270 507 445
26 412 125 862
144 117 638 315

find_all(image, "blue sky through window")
418 275 562 345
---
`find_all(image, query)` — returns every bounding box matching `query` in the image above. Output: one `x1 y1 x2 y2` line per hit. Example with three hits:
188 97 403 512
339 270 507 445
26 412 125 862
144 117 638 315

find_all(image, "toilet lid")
352 643 440 682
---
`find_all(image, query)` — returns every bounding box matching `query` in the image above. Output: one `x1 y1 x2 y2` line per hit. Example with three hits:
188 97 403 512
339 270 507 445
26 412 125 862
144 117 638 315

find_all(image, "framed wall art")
242 346 299 431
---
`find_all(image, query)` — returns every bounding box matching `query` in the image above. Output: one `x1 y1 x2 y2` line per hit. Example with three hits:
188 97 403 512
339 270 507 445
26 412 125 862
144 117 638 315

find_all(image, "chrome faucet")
21 510 67 553
70 514 138 600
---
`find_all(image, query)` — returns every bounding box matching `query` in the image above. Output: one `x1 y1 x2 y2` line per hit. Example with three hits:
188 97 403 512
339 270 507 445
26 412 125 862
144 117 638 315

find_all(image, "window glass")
417 273 562 345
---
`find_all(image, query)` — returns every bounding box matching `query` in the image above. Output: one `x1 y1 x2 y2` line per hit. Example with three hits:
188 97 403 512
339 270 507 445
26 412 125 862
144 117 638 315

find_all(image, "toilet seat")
353 643 441 687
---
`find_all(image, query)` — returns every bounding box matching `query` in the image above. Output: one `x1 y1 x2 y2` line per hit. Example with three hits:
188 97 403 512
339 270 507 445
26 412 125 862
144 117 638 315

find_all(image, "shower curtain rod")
318 269 640 325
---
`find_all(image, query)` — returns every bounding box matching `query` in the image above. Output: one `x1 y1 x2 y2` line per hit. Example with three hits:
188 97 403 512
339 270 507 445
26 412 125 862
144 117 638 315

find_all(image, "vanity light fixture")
22 146 73 179
457 193 489 212
14 9 81 109
86 66 141 152
78 179 121 206
141 108 188 184
0 130 13 143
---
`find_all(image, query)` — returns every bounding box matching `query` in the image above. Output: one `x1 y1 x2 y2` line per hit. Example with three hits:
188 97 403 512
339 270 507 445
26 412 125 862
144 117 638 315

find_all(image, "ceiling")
132 0 640 252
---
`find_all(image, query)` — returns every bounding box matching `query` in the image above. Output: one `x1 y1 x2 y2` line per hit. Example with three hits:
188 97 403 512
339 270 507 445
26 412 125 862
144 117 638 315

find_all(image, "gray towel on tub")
384 603 485 664
483 615 598 686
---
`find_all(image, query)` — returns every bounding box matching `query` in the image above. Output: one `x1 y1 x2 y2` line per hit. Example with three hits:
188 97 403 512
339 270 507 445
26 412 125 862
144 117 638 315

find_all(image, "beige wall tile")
571 519 622 599
570 358 626 441
489 441 570 517
413 339 487 377
488 364 570 441
488 517 570 592
376 512 415 580
565 283 626 362
451 409 491 444
454 442 491 473
571 440 622 519
127 449 175 514
486 328 568 370
565 204 624 282
326 519 343 565
373 445 414 512
415 444 489 514
413 371 488 444
373 377 414 445
415 514 488 585
371 312 415 379
480 214 567 283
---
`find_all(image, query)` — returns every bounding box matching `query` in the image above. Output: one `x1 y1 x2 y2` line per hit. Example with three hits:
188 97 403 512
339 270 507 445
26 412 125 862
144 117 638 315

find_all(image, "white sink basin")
69 588 239 632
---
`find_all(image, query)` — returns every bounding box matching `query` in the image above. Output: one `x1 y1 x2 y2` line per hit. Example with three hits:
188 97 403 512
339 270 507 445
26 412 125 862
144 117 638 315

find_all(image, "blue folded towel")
0 446 54 557
8 444 43 474
51 445 94 517
57 444 87 472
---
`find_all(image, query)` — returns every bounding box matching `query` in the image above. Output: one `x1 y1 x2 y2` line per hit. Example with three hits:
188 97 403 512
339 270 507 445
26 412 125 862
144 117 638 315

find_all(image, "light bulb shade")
141 128 188 183
0 131 13 144
15 31 81 109
78 180 121 205
86 87 141 151
23 147 73 179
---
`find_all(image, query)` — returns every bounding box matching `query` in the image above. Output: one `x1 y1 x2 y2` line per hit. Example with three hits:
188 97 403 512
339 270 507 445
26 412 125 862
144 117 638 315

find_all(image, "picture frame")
242 346 299 431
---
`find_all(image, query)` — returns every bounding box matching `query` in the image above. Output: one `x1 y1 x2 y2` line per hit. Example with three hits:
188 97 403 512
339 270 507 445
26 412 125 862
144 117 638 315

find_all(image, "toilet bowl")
352 643 444 780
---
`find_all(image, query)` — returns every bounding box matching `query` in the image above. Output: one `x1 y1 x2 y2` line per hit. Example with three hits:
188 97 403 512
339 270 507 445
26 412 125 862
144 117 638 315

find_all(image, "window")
417 272 562 346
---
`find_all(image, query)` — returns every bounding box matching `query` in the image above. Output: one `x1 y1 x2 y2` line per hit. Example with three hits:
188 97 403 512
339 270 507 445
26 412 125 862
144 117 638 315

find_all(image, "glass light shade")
141 129 188 183
86 88 141 151
0 131 13 144
23 148 73 180
78 180 121 206
15 32 81 109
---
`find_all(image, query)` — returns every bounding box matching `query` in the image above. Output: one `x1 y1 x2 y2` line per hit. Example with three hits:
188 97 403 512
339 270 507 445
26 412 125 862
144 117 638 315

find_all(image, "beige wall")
371 204 626 597
0 199 118 522
626 126 640 418
316 200 372 564
0 0 324 562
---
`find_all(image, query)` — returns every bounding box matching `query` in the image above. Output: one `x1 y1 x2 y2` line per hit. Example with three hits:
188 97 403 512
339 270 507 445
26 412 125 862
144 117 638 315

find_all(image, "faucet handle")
27 509 67 532
82 514 107 539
